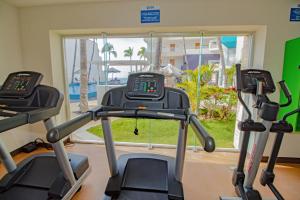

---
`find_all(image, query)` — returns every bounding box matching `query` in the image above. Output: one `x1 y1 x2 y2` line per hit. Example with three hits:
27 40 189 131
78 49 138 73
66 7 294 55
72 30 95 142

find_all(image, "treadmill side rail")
175 121 188 182
0 113 28 133
0 139 16 172
101 118 118 177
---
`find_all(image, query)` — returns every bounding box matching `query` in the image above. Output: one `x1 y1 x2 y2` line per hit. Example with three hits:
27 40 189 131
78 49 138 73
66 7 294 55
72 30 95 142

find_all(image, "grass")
87 118 235 148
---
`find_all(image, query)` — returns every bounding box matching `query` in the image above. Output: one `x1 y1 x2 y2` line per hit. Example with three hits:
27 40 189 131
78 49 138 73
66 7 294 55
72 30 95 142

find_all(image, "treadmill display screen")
126 73 164 99
0 72 43 98
6 75 31 92
133 79 158 95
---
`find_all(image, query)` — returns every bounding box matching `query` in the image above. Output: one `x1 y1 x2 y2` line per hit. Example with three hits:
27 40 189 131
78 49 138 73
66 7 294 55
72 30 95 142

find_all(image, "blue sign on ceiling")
290 8 300 21
141 6 160 24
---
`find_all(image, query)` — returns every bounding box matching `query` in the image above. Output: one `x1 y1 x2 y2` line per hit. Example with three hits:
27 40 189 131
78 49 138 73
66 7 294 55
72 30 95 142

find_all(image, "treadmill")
49 72 216 200
0 71 90 200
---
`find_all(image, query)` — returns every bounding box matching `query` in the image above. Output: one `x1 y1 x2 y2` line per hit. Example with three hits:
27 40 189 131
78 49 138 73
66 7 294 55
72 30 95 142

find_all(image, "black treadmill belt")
117 190 169 200
0 186 48 200
17 156 61 188
122 158 168 192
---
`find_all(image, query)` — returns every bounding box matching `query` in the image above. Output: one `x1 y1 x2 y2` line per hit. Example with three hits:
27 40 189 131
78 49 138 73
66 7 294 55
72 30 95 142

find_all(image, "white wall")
0 1 23 82
12 0 300 156
0 1 37 152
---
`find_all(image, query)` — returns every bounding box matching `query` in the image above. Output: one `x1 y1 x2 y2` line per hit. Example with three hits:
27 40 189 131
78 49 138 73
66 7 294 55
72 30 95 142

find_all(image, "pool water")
69 82 97 101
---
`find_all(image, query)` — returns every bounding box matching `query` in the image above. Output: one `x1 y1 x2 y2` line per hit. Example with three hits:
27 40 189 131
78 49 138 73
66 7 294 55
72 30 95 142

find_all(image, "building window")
170 58 175 66
209 40 218 51
195 42 200 49
170 43 176 52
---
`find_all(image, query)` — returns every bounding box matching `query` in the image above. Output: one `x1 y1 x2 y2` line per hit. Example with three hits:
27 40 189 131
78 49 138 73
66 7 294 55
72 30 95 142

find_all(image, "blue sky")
96 38 147 61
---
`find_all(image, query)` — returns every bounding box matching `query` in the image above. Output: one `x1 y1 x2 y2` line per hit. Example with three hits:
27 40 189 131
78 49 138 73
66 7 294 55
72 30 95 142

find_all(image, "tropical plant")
137 47 146 60
137 47 146 72
101 42 117 60
101 42 117 84
200 86 237 120
177 65 215 111
225 65 236 87
177 65 237 120
124 47 134 72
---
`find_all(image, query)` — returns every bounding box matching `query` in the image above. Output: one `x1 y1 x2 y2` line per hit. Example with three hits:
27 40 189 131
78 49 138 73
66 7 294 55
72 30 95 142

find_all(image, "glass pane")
63 34 252 147
64 38 102 117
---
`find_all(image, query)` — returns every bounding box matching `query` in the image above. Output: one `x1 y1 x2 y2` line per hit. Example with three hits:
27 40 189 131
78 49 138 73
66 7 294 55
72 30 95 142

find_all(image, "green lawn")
87 118 235 148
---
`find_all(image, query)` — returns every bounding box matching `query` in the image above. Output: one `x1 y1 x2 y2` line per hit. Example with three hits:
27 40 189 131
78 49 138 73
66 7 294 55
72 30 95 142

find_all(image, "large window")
63 33 252 148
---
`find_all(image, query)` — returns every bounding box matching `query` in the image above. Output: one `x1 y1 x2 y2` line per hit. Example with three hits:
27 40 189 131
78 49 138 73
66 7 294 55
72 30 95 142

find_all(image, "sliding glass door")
63 32 252 148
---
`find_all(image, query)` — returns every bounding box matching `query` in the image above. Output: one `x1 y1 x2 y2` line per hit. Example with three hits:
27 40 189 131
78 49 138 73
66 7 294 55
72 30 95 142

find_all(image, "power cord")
21 138 53 153
34 138 53 150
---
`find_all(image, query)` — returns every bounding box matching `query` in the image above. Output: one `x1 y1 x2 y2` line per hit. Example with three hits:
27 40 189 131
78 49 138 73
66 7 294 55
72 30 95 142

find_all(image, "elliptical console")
239 69 276 94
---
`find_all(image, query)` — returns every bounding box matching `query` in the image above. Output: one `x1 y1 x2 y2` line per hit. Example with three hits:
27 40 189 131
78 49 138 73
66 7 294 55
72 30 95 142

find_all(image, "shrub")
177 65 237 120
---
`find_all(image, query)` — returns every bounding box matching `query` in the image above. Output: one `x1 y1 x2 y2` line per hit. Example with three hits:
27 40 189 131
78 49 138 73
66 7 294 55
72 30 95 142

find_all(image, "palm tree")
88 39 96 82
101 42 117 60
137 47 146 60
217 36 226 87
154 37 162 71
71 39 77 84
137 47 146 71
124 47 134 72
101 42 117 84
79 39 88 112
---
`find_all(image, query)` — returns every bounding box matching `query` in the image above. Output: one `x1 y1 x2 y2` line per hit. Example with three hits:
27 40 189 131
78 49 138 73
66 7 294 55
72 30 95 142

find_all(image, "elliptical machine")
260 105 300 200
221 64 295 200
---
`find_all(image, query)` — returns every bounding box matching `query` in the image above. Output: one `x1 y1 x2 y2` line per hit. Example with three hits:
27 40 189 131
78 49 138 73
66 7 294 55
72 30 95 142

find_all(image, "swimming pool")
69 82 97 101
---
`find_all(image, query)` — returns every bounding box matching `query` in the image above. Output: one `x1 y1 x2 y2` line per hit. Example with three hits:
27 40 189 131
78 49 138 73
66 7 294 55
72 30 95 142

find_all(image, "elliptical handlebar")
235 64 252 120
189 114 215 152
283 107 300 121
235 64 242 91
278 80 292 107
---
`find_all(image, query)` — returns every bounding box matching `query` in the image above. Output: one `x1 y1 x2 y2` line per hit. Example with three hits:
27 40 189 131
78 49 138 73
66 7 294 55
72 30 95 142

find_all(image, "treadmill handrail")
189 114 215 152
0 113 28 133
97 109 187 120
0 106 63 134
47 112 93 143
26 107 62 123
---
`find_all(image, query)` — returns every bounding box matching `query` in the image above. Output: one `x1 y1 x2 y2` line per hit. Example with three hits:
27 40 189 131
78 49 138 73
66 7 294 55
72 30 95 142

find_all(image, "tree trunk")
130 56 132 73
217 36 226 87
79 39 88 113
71 39 77 84
88 39 96 82
154 37 162 71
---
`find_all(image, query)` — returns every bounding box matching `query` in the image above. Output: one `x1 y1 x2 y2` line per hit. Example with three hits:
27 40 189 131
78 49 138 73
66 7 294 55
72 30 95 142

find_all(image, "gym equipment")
49 72 216 200
220 64 294 200
0 71 90 200
278 37 300 131
260 107 300 200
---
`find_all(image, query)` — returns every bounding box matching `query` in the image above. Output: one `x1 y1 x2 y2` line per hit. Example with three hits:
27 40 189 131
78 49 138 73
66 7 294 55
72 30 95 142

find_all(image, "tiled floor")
1 144 300 200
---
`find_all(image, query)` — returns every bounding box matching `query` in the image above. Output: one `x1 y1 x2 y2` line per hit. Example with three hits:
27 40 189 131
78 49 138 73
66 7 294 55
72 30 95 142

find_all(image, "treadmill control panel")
126 73 164 99
241 69 275 94
0 71 43 98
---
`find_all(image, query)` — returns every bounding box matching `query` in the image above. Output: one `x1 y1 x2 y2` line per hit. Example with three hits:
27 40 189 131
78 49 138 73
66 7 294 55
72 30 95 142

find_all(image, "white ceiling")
4 0 125 7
